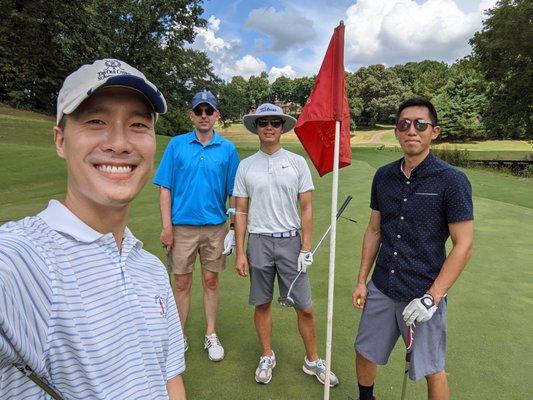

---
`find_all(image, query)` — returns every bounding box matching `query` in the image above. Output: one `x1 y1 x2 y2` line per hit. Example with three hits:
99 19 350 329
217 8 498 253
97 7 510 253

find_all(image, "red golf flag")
294 22 351 177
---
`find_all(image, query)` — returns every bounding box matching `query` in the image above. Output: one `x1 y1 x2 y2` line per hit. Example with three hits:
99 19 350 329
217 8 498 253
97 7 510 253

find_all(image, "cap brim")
192 100 218 110
105 75 167 114
242 114 296 134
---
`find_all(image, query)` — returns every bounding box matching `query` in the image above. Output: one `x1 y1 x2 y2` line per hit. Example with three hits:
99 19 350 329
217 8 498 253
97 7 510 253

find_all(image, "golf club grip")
335 195 352 219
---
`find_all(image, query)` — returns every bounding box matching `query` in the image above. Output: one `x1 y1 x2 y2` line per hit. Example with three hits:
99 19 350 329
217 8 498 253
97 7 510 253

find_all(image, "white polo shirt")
0 200 185 399
233 148 314 234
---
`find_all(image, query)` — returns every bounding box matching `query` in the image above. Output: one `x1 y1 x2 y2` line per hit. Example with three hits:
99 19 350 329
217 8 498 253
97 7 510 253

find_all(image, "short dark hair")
397 97 438 125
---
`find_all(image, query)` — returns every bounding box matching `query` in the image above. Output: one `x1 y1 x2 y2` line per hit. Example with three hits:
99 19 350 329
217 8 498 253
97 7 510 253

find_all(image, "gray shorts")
246 233 312 309
355 281 447 381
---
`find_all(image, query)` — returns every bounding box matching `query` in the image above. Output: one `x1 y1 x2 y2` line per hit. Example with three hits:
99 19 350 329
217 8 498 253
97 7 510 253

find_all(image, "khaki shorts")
168 224 227 275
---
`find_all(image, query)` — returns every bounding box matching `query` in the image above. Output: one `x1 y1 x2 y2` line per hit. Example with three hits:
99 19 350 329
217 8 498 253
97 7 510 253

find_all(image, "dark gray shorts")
246 233 312 309
355 281 447 381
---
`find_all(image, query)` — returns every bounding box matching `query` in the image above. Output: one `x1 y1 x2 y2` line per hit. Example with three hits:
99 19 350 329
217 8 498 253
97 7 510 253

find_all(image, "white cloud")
344 0 498 67
191 15 268 80
245 7 316 51
232 55 267 79
268 65 296 82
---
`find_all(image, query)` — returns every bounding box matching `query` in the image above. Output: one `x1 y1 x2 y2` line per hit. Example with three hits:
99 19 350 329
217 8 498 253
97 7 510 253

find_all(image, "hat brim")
192 100 218 110
104 75 167 114
243 114 296 134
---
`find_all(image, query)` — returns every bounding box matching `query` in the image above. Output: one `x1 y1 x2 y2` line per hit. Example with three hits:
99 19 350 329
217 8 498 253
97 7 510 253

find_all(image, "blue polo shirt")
154 131 240 226
370 153 473 302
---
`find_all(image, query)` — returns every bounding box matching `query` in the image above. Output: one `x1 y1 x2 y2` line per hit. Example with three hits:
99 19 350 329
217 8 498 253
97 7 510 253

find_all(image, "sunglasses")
193 106 215 116
255 118 283 128
396 118 435 132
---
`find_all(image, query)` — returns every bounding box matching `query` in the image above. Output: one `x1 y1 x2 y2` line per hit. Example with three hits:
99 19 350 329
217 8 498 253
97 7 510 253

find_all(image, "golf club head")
278 295 296 308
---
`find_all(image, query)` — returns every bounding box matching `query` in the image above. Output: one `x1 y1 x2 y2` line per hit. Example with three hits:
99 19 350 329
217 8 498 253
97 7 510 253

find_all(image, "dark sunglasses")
396 118 435 132
193 106 215 116
255 118 283 128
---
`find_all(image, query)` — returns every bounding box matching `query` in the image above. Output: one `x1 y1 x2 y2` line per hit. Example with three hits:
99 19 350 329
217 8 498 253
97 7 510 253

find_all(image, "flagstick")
323 119 341 399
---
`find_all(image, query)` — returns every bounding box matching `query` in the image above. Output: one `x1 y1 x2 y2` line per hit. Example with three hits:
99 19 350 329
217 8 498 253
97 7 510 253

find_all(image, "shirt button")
400 216 404 220
391 270 395 273
403 198 407 202
393 252 398 256
397 234 401 238
406 181 410 185
201 156 204 160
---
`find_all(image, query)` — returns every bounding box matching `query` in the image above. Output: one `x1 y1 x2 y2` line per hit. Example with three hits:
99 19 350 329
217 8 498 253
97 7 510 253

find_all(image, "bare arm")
166 375 186 400
234 196 249 277
159 187 173 254
352 210 381 309
228 195 235 226
299 191 313 251
427 220 473 305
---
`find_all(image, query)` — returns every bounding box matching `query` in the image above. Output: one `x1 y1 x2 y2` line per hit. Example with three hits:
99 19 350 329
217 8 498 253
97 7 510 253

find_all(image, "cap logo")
202 92 207 100
259 105 278 112
98 59 130 81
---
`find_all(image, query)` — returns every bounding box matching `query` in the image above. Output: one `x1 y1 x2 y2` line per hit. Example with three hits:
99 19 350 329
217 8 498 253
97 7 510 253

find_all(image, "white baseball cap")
242 103 296 134
56 59 167 124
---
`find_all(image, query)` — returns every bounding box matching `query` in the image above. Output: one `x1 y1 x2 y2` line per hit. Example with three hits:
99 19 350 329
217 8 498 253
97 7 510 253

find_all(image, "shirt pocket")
411 192 443 222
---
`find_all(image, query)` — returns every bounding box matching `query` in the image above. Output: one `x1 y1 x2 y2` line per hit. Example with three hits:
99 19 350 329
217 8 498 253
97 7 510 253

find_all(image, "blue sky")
192 0 497 81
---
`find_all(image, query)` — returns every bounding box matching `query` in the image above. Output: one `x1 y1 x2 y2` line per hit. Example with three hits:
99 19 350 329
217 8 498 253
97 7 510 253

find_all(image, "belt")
259 230 299 238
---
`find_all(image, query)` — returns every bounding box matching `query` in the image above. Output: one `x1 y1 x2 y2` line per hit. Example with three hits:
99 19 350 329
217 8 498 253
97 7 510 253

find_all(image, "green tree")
391 61 450 99
247 72 271 107
346 64 409 126
470 0 532 138
290 76 314 107
271 76 294 103
433 61 488 140
218 76 250 124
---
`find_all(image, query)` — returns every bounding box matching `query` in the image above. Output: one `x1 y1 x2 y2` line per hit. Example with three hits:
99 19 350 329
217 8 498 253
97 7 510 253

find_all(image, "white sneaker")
204 333 224 361
255 351 276 384
183 338 188 352
302 357 339 387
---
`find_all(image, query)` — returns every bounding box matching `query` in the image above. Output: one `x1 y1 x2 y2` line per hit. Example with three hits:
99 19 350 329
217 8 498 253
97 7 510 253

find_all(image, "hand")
160 227 174 255
402 293 438 326
352 283 368 309
222 229 235 255
226 208 236 217
235 254 249 277
297 251 313 273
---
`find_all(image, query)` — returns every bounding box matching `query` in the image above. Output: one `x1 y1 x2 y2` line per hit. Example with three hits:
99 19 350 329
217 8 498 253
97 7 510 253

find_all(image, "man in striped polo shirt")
0 59 186 399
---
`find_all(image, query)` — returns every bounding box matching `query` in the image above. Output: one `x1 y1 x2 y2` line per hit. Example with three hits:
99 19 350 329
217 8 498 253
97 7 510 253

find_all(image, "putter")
400 324 415 400
278 195 353 308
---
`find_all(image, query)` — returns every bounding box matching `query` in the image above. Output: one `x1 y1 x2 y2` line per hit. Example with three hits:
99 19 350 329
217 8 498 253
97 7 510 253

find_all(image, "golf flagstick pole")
323 118 341 399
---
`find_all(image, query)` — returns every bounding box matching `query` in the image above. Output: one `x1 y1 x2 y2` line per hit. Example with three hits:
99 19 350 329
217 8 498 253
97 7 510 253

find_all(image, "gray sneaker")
302 357 339 387
255 351 276 384
204 333 224 361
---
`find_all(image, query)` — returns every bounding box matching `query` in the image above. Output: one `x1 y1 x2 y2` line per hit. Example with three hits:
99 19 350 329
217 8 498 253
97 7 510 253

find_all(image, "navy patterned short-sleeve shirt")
370 153 473 301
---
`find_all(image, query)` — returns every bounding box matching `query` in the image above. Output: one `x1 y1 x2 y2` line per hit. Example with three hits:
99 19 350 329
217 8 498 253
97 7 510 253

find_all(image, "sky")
190 0 498 82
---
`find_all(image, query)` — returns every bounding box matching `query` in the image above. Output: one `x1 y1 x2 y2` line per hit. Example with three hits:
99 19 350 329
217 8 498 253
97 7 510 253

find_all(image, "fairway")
1 109 532 399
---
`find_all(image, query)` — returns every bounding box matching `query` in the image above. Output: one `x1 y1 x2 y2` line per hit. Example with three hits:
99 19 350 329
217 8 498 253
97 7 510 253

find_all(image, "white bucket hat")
56 59 167 124
242 103 297 134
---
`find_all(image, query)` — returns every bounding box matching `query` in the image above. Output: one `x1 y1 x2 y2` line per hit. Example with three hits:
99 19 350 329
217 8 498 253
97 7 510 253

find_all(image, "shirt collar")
38 200 140 247
399 153 435 178
188 130 221 146
258 147 284 158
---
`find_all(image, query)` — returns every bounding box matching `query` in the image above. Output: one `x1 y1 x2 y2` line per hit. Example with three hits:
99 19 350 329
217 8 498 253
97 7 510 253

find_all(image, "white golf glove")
222 229 235 255
226 208 236 217
402 293 438 326
297 251 313 273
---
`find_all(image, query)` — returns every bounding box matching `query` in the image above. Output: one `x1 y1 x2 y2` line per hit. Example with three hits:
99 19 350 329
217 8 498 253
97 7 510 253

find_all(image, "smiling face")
395 105 440 158
256 117 284 146
54 86 156 211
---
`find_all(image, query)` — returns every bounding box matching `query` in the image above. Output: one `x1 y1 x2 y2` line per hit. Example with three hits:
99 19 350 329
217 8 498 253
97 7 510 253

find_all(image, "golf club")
400 324 415 400
278 195 353 308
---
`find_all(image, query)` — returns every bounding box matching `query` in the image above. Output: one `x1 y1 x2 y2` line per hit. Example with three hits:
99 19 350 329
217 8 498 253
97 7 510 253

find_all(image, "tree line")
0 0 530 139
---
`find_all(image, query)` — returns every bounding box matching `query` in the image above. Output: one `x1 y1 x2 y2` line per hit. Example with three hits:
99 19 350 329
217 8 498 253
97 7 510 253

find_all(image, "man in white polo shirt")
233 103 339 387
0 59 186 399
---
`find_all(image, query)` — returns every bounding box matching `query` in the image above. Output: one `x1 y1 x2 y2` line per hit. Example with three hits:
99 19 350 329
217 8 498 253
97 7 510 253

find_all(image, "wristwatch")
421 293 435 309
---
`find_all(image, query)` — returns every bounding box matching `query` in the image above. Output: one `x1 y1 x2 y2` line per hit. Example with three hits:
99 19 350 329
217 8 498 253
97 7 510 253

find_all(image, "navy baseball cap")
191 89 218 110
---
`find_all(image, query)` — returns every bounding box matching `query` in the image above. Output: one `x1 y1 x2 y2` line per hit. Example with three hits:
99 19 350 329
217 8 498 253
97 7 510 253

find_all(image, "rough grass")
1 107 532 399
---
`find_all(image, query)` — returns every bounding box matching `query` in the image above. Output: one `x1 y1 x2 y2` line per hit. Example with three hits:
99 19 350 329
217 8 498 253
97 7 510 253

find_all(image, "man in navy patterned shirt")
352 98 474 400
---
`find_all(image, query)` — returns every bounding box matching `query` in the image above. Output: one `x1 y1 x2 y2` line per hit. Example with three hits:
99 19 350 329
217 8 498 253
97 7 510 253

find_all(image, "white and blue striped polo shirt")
0 200 185 399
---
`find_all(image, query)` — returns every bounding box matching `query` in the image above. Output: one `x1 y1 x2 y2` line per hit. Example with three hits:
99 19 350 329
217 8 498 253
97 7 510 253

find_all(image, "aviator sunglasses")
396 118 435 132
255 118 283 128
193 106 215 116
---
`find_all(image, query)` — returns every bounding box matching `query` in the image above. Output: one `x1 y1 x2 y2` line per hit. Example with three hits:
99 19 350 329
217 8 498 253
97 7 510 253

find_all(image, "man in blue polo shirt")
154 90 239 361
352 98 474 400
